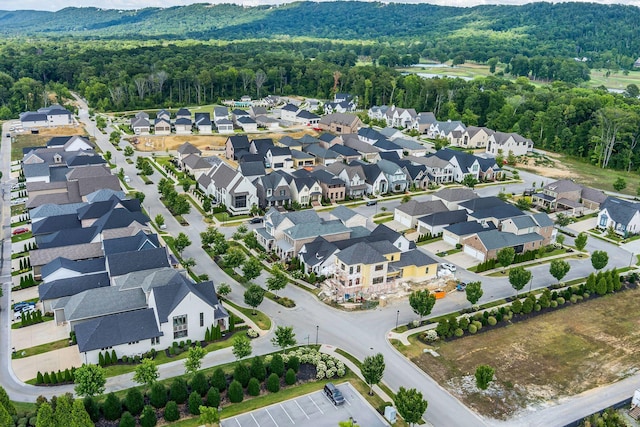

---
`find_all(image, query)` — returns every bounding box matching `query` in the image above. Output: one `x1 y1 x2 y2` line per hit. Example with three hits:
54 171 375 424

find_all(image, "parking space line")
320 393 339 410
295 400 310 419
250 413 260 426
265 408 279 427
343 396 352 406
308 395 324 414
235 418 241 426
280 404 295 424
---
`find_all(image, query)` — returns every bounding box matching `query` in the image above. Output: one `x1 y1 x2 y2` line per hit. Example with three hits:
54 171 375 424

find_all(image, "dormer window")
53 154 62 163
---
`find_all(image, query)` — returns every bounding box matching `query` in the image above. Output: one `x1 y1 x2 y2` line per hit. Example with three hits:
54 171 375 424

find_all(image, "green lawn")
12 316 54 330
12 338 70 359
222 298 271 330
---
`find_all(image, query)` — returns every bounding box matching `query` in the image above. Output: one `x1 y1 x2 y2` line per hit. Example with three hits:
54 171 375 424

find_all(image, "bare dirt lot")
403 287 640 420
516 152 574 180
129 129 320 152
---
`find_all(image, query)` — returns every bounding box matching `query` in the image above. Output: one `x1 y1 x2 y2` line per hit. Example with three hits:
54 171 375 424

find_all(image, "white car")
14 306 36 319
440 263 457 272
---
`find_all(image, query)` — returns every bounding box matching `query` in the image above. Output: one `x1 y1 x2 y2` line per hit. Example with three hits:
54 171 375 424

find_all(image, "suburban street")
1 102 639 427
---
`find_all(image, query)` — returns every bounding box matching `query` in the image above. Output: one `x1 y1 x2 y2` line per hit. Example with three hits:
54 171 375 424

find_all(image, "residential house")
213 106 229 122
318 133 340 148
265 147 293 169
431 187 479 209
532 179 606 213
176 108 191 120
249 106 268 118
378 127 404 141
462 229 545 262
443 221 496 246
597 197 640 236
216 119 234 134
253 171 293 210
299 237 340 277
225 135 251 160
412 112 437 134
342 135 381 163
277 136 303 151
231 109 251 123
280 104 299 122
194 113 212 134
290 150 316 168
289 175 323 206
198 162 258 215
416 210 468 237
279 219 351 259
459 126 494 148
174 117 192 135
377 159 408 193
329 206 367 228
45 136 94 151
182 154 212 179
429 148 487 182
31 242 104 279
324 101 356 114
156 109 171 121
460 197 524 228
237 116 258 132
360 163 389 194
238 161 266 181
334 93 353 103
384 106 417 128
295 110 321 126
486 131 534 156
373 139 404 157
39 271 110 313
405 155 454 184
394 200 448 229
318 113 362 135
368 105 389 121
176 142 201 163
304 144 342 166
428 120 465 139
20 105 73 128
358 127 383 144
254 209 322 255
131 112 150 135
392 138 428 157
256 115 280 130
154 117 171 135
308 168 346 203
327 163 369 198
329 144 361 163
501 213 556 245
393 159 429 190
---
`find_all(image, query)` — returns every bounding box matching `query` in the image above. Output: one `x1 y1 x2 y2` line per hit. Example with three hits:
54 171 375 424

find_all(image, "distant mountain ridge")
1 1 639 60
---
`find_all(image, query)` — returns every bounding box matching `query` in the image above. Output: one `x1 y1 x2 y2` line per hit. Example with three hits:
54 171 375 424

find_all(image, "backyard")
397 287 640 419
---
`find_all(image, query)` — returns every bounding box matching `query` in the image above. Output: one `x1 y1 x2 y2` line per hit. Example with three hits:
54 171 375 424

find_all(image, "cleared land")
399 287 640 419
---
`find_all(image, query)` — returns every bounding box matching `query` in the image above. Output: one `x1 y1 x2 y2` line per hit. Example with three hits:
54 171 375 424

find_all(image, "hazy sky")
0 0 638 12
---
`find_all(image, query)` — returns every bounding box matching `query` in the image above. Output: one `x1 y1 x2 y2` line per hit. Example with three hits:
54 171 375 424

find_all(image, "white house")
486 131 534 156
198 162 258 215
280 104 299 122
597 197 640 236
20 105 73 128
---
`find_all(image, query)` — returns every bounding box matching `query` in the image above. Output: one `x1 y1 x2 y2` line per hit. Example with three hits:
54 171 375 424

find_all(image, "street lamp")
395 310 400 330
315 325 319 345
630 252 635 267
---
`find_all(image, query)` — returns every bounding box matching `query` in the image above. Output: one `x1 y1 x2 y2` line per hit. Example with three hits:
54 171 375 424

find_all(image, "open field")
11 127 86 161
399 287 640 419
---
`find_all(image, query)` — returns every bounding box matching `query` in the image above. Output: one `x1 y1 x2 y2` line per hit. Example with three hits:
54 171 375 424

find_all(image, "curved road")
1 102 638 426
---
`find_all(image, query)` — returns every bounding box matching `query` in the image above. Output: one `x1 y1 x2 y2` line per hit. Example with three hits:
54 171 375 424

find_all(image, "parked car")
14 305 36 319
5 133 10 138
366 200 377 206
13 301 35 312
12 227 29 235
324 383 345 406
440 263 457 272
249 217 264 224
456 282 467 292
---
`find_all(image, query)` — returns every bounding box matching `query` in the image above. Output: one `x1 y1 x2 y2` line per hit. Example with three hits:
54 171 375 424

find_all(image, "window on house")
234 195 247 209
356 265 361 273
375 264 384 271
151 337 160 345
372 277 384 284
280 189 286 196
173 314 188 339
349 266 353 274
200 312 204 327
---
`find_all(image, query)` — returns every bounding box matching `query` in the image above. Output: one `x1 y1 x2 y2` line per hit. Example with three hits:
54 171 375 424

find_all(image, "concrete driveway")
446 251 479 269
12 346 81 382
220 383 387 427
12 318 69 350
420 240 452 254
567 217 597 233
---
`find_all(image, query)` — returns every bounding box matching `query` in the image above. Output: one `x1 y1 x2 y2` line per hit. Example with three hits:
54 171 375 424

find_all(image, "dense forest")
0 2 639 173
1 2 640 68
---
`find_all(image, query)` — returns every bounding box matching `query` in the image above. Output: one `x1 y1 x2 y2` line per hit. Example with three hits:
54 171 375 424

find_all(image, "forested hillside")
1 2 639 68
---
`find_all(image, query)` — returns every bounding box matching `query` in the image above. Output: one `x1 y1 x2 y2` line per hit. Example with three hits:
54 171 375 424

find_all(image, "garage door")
443 233 458 246
395 211 412 228
464 245 485 261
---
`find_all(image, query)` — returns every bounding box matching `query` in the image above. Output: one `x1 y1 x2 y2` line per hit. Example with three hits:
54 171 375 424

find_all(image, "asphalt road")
1 102 639 427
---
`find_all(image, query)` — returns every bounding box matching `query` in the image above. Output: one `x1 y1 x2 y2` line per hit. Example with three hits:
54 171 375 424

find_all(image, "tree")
184 345 207 376
266 373 280 392
465 281 483 305
124 145 134 157
271 326 297 351
102 393 122 421
516 198 532 210
206 387 220 408
216 282 231 298
119 412 136 427
133 358 159 393
475 365 495 390
140 405 157 427
0 404 13 427
83 396 100 422
232 334 252 360
244 284 265 314
408 289 436 323
285 368 297 385
394 387 428 427
228 380 244 403
613 177 627 191
248 377 261 396
266 264 288 296
188 391 202 415
496 247 516 268
242 257 263 281
250 356 267 382
35 402 55 427
211 368 227 392
73 364 106 397
508 266 531 297
223 247 246 269
191 372 209 396
550 259 571 283
462 175 478 188
154 214 165 228
170 378 189 404
555 213 571 227
174 232 191 256
362 353 385 396
0 386 15 415
591 250 609 270
556 234 565 246
199 406 220 427
270 353 285 377
574 232 588 251
124 388 144 416
233 363 251 387
149 383 167 409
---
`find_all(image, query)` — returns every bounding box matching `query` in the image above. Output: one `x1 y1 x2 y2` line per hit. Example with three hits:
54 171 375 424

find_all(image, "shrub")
228 380 244 403
102 392 122 421
233 363 251 388
511 299 523 314
104 351 112 366
84 396 100 422
210 368 227 392
124 388 144 416
468 324 478 334
248 378 261 396
190 372 209 397
285 368 297 385
570 295 578 304
487 316 497 326
250 357 267 382
557 297 565 305
170 378 188 404
149 383 167 409
266 373 280 393
36 372 43 384
422 330 438 342
454 328 464 337
163 401 179 422
247 329 259 338
119 411 136 427
270 354 285 377
188 391 202 415
550 300 558 308
287 355 300 373
458 317 469 330
522 298 534 314
473 321 482 331
140 405 157 427
206 387 220 408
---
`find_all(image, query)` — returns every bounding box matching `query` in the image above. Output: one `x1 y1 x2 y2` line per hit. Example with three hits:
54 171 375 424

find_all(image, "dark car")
324 383 345 406
13 301 35 312
249 217 264 224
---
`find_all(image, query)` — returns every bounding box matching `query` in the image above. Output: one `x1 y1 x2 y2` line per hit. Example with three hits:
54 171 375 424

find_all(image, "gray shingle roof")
114 267 190 292
509 215 538 229
600 197 640 226
469 204 524 221
177 142 201 156
36 226 99 249
396 200 448 217
532 213 554 227
336 242 387 265
75 308 161 352
63 286 147 322
433 187 479 202
39 272 110 301
31 242 104 267
299 237 339 268
474 230 543 250
459 196 508 212
390 249 437 268
103 232 159 256
329 206 359 222
30 202 87 221
284 219 350 240
444 221 496 236
106 247 169 277
31 213 81 236
41 257 106 279
417 209 468 227
152 280 221 323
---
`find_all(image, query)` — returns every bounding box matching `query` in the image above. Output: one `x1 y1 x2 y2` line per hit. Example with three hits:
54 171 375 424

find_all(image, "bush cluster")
35 368 75 385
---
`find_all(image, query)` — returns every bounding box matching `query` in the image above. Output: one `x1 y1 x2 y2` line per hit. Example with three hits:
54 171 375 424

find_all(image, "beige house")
458 126 494 148
318 113 363 135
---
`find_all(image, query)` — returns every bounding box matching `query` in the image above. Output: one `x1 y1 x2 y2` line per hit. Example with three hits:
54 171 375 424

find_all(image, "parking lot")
221 383 388 427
